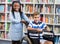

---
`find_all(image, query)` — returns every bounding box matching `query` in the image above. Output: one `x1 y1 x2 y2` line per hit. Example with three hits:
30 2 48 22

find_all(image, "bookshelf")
0 0 60 41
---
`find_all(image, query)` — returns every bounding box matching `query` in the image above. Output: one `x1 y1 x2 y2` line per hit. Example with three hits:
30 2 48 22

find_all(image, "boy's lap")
40 39 53 44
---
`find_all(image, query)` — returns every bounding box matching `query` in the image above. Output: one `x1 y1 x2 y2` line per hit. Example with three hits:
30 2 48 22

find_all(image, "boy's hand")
36 29 42 32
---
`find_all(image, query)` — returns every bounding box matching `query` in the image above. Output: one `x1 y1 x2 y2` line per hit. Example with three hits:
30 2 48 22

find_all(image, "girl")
8 1 29 44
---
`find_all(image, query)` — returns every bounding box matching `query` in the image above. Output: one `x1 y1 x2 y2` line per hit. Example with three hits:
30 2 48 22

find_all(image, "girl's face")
13 3 20 11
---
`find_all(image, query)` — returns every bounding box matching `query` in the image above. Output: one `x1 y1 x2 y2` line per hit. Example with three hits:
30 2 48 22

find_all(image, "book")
0 0 5 2
55 0 60 4
0 14 5 22
45 5 54 13
0 32 5 38
0 23 5 30
34 5 43 13
1 15 5 21
0 5 5 12
33 0 44 4
1 32 5 38
20 0 25 2
6 23 10 31
44 0 48 3
47 26 53 31
8 5 12 12
26 0 30 2
51 6 54 13
58 16 60 24
45 15 54 24
8 0 11 2
48 0 54 4
44 0 54 4
25 4 33 13
45 17 49 23
56 5 60 14
45 5 51 13
7 14 10 21
8 0 20 2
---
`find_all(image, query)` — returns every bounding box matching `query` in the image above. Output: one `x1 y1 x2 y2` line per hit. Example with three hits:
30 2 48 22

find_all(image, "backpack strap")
12 12 23 20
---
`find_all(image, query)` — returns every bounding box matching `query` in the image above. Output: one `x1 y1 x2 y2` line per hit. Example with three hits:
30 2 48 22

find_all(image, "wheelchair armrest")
44 31 53 33
28 30 42 34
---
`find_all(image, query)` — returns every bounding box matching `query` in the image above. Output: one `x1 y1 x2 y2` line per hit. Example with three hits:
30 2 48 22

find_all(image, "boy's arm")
27 21 42 32
27 26 37 31
27 26 42 32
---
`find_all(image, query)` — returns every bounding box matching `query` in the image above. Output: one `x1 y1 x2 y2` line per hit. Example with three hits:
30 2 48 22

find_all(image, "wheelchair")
21 30 55 44
20 21 54 44
21 30 42 44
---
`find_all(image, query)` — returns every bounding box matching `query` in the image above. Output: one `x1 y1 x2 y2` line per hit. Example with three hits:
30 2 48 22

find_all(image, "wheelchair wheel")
21 36 32 44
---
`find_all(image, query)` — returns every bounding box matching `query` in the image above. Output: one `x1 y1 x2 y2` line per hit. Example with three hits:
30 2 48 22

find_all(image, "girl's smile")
13 3 20 11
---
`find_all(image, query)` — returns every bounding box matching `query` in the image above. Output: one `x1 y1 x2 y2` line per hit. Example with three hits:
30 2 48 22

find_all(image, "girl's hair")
12 1 22 18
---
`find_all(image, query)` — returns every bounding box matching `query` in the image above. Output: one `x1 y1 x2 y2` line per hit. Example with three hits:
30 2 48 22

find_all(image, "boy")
27 12 53 44
27 12 46 34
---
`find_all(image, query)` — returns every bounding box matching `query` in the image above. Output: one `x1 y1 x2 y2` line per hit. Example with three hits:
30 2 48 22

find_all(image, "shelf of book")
0 0 60 40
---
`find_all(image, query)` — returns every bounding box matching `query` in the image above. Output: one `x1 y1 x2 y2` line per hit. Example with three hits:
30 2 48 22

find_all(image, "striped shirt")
28 21 46 30
28 21 47 39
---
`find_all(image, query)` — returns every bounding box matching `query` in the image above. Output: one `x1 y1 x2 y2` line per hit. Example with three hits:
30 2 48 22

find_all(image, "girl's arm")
9 12 20 24
21 13 30 23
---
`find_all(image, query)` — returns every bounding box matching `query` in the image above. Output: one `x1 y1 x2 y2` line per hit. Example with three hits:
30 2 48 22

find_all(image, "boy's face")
34 15 40 23
13 3 20 11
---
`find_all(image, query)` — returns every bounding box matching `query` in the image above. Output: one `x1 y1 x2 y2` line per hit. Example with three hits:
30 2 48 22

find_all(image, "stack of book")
0 0 5 2
25 4 33 13
0 32 5 38
45 5 54 13
0 5 5 12
0 14 5 22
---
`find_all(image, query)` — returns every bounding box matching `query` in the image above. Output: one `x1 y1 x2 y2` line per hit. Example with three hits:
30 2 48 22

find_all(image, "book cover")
8 5 12 11
55 0 60 4
0 5 5 12
45 17 48 23
1 32 5 38
44 0 48 3
29 5 33 13
26 0 30 2
1 0 5 2
1 15 5 21
25 5 29 12
8 0 11 2
6 23 10 31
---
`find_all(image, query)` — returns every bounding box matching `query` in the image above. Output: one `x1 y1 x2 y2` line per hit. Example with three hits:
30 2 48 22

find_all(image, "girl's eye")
35 17 39 18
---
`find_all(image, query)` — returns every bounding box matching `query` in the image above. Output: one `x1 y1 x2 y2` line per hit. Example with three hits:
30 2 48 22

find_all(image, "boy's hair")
33 12 40 17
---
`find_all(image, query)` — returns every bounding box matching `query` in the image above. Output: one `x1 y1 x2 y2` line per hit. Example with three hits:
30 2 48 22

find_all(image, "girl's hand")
21 20 26 23
21 20 29 26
